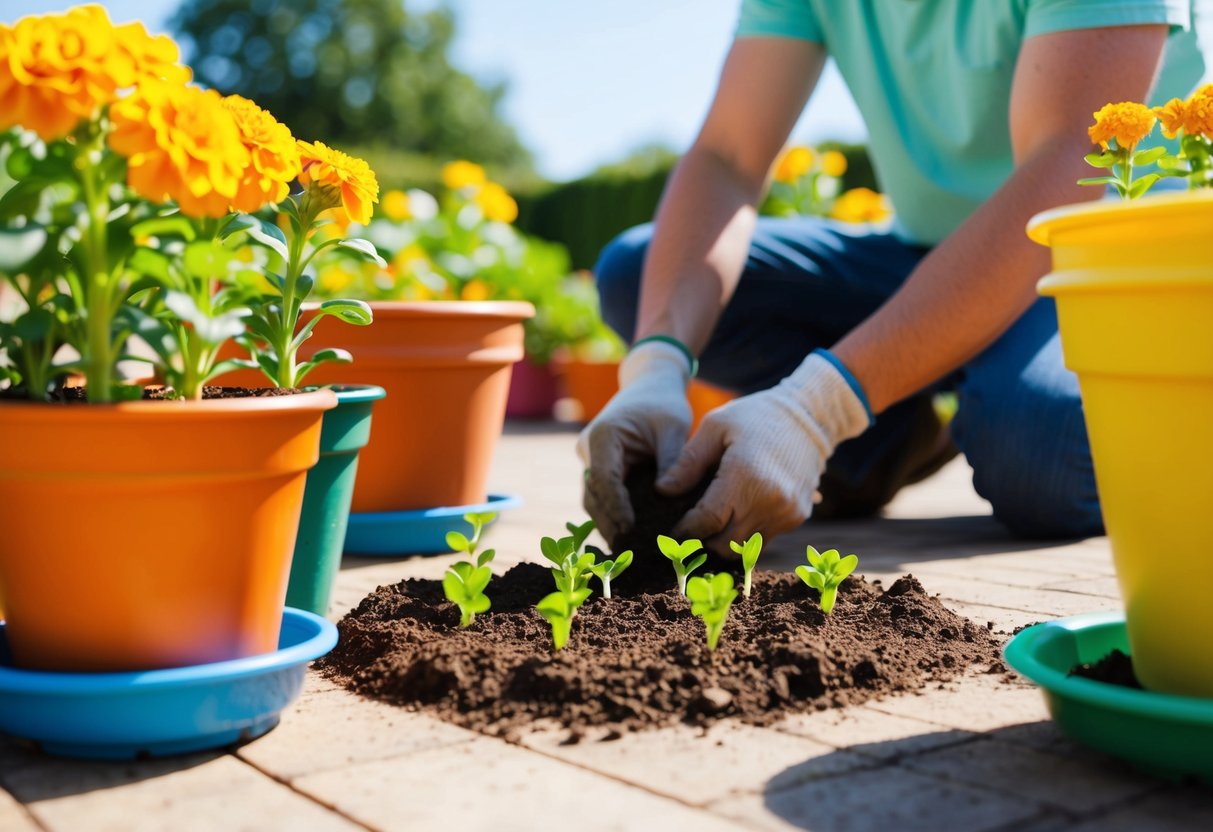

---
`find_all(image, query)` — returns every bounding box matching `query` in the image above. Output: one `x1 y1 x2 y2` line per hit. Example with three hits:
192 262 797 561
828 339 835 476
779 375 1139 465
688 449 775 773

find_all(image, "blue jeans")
594 217 1102 539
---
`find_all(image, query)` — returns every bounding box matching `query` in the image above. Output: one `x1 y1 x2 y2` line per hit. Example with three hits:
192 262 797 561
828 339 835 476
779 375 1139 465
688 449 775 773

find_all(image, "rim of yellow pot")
1027 190 1213 247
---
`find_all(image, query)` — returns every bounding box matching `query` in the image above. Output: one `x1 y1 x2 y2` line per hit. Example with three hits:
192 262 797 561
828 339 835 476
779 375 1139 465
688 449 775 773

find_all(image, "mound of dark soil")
1070 648 1142 689
320 563 1004 738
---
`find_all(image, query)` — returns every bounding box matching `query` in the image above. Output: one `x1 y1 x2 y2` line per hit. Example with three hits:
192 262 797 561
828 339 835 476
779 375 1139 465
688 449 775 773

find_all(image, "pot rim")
0 386 337 420
357 300 535 320
1027 190 1213 247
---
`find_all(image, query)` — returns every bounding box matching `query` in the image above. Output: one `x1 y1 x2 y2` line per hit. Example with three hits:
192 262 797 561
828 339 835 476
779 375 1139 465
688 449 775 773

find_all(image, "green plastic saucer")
1004 612 1213 783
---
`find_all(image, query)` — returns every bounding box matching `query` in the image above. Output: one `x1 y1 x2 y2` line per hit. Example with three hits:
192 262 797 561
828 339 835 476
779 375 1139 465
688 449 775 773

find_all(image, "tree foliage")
171 0 532 169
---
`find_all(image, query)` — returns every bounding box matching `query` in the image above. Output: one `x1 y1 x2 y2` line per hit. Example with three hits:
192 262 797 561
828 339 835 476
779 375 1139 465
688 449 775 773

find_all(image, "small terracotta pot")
505 357 560 420
0 389 335 671
296 302 533 512
559 358 736 430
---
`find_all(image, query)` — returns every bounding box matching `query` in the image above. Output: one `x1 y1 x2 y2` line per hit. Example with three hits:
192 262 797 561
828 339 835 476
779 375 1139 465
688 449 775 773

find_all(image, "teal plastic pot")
287 385 385 615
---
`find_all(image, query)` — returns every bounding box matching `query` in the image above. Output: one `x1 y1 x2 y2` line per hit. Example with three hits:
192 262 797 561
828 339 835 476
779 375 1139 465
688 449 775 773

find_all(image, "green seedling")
794 545 859 615
541 534 595 595
587 548 633 599
441 512 498 628
657 535 707 596
728 532 764 599
535 588 592 651
686 572 739 651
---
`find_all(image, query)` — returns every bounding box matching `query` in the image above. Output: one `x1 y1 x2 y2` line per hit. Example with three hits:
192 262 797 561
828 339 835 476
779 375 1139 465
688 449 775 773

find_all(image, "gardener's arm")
662 23 1170 548
829 24 1169 413
578 37 827 541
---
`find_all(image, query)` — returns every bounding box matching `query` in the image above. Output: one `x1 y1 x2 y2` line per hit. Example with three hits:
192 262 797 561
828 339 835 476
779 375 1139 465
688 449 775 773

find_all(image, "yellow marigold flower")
220 94 300 213
442 160 487 191
1183 84 1213 138
0 6 188 140
1153 98 1188 140
820 150 848 178
318 264 356 294
773 146 814 183
831 187 892 224
382 189 412 222
298 140 379 226
108 81 249 218
475 181 518 224
460 278 492 301
1087 101 1156 151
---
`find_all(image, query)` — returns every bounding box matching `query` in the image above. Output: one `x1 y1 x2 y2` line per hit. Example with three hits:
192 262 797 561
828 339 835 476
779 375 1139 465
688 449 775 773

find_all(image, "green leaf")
805 546 823 568
316 298 373 325
1132 146 1167 166
476 548 496 568
540 536 564 565
182 240 235 280
442 571 467 604
795 565 818 589
465 511 498 528
1083 151 1117 169
445 531 471 553
685 553 707 576
0 225 48 272
228 214 289 261
835 554 859 580
449 561 475 581
337 238 387 268
610 550 633 577
467 565 492 596
1076 176 1118 187
822 549 840 567
686 576 710 602
467 593 491 614
729 540 744 555
307 347 353 366
565 519 595 551
656 534 679 559
131 215 198 242
536 591 570 618
711 572 735 594
1157 155 1186 171
1129 173 1161 199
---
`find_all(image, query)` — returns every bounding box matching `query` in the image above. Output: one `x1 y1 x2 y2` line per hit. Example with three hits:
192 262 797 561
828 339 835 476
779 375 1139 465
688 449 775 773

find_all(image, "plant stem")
276 199 319 388
77 130 114 402
677 570 688 597
743 570 752 600
821 586 837 615
602 578 611 600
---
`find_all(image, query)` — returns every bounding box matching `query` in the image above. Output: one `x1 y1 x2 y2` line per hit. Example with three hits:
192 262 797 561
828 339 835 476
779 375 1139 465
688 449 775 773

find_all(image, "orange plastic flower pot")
0 389 335 672
558 358 736 431
288 302 533 513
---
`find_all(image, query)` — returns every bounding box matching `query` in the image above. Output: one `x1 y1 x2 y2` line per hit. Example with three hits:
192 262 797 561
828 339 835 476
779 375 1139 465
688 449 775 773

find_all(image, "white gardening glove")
577 340 693 542
657 350 872 552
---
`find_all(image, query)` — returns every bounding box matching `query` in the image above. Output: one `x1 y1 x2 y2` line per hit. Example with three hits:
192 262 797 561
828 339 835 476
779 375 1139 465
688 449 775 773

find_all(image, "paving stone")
904 737 1160 814
910 575 1118 617
7 754 357 832
941 600 1045 634
1066 785 1213 831
0 786 39 832
712 764 1042 832
238 684 474 780
1039 576 1123 600
295 737 752 832
773 706 977 761
866 673 1050 734
520 721 873 806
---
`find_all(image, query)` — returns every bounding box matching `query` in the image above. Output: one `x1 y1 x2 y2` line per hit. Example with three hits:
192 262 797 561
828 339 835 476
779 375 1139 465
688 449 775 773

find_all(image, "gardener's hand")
577 340 694 542
658 350 871 551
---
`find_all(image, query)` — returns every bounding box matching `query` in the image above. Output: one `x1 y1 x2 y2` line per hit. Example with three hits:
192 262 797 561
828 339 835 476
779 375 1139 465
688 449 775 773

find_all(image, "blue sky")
7 0 866 180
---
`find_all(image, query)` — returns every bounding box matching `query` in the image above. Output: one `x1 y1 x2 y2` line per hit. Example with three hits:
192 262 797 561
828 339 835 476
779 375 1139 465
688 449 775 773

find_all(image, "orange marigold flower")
830 187 892 224
475 181 518 224
108 81 249 218
220 94 300 212
1183 84 1213 138
1087 101 1156 151
0 6 188 140
1153 98 1187 139
773 146 814 183
460 278 492 301
442 160 486 191
820 150 848 178
297 140 380 226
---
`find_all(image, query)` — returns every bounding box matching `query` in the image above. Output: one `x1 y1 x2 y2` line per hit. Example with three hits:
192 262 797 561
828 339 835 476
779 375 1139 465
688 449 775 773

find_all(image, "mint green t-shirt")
737 0 1209 245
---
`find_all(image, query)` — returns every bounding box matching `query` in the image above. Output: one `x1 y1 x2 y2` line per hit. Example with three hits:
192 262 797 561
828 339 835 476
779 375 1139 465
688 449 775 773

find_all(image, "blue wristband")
631 335 699 377
813 348 874 426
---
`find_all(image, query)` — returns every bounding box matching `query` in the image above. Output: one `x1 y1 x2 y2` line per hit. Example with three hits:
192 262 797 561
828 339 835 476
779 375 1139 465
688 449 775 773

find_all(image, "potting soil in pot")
320 463 1005 738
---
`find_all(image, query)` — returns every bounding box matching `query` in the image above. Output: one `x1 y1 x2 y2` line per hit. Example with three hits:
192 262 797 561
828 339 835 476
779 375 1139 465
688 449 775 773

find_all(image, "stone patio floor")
3 421 1212 831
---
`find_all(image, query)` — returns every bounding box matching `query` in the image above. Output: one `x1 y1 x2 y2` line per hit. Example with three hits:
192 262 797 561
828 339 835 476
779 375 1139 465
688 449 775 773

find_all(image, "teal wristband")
631 335 699 377
813 348 874 426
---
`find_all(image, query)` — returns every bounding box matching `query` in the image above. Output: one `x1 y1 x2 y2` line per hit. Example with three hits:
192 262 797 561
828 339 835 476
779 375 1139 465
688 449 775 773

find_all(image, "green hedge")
514 142 875 270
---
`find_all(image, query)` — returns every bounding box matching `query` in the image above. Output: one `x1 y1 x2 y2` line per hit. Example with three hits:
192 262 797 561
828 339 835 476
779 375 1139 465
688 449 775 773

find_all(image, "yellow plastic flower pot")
1029 191 1213 698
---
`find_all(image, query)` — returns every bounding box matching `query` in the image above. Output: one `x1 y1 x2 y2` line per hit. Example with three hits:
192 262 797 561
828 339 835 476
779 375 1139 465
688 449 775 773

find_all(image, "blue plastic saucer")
0 608 337 760
344 493 522 556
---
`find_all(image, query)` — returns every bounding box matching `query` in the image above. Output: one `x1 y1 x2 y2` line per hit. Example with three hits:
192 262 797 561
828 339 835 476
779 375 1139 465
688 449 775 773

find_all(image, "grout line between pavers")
230 751 382 832
768 717 984 765
494 733 767 830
